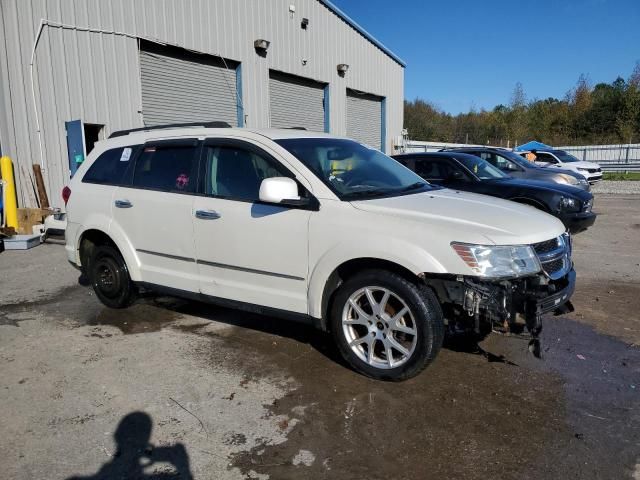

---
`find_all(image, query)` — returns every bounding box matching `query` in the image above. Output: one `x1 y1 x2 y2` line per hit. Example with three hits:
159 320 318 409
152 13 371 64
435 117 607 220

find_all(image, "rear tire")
89 244 136 309
330 270 444 381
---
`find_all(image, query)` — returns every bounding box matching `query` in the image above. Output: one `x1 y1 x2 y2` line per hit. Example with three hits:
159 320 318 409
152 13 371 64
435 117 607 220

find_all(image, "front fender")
307 239 447 319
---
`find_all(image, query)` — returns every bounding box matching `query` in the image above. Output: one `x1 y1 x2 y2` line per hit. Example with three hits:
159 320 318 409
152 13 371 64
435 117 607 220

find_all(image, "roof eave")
318 0 406 68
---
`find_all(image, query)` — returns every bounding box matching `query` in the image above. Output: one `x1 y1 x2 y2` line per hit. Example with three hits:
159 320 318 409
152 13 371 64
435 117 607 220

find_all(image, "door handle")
195 209 221 220
115 199 133 208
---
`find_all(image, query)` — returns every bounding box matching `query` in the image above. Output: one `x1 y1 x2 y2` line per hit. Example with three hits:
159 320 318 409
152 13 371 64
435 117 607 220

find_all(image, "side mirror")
448 170 464 181
259 177 306 206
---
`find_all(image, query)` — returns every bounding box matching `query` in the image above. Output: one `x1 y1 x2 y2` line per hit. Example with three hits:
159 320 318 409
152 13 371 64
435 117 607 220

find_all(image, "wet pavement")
1 284 638 479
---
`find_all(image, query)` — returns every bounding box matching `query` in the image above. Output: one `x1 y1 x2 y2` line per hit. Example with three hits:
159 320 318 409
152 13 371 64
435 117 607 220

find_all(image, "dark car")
392 152 596 233
443 147 591 191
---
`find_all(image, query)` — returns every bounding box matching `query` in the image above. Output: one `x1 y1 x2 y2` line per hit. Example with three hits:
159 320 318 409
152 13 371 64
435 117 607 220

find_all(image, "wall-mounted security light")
337 63 349 76
301 18 309 29
254 39 270 50
254 39 270 57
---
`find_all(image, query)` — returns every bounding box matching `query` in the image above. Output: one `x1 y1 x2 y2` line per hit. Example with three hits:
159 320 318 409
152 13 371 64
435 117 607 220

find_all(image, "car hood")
540 161 600 169
484 178 590 199
350 189 566 246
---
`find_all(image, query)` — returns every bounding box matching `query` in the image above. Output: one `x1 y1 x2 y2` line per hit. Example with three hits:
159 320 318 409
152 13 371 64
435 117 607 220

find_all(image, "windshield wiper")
342 188 394 200
396 182 428 193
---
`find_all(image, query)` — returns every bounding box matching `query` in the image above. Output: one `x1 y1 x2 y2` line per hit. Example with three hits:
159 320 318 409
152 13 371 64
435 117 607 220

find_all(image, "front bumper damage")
426 269 576 357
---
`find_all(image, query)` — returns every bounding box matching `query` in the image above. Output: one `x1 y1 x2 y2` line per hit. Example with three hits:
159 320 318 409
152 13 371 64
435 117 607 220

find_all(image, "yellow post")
0 156 18 229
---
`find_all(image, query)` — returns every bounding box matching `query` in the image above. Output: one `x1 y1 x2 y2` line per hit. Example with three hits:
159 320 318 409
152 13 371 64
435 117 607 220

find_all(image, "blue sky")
333 0 640 114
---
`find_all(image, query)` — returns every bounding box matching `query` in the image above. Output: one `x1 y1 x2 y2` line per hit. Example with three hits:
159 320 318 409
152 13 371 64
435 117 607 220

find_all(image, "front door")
192 139 311 314
111 139 200 292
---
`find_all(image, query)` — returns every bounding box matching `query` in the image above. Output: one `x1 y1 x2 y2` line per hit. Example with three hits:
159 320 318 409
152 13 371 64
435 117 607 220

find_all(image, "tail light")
62 186 71 205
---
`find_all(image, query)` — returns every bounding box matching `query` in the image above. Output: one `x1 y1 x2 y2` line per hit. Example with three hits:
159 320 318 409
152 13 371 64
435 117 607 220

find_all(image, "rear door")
192 139 311 313
111 139 200 292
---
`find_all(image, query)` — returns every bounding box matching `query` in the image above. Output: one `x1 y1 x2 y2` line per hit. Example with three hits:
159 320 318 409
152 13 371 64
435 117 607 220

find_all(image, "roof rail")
284 126 307 130
109 121 232 138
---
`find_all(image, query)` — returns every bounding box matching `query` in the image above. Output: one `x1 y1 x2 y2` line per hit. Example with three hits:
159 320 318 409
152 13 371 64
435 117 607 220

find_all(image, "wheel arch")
313 256 435 331
77 227 141 281
509 196 549 212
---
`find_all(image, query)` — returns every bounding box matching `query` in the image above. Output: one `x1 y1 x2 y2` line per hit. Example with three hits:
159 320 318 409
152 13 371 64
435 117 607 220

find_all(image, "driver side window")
480 152 511 171
202 145 290 201
535 152 556 163
415 160 456 182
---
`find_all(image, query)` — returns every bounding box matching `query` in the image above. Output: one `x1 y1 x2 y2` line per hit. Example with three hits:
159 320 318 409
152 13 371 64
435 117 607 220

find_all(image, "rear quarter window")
82 146 138 185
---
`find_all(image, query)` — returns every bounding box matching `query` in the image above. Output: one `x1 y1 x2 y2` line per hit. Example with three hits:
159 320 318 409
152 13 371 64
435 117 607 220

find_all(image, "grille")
543 258 564 276
533 238 559 255
532 235 570 280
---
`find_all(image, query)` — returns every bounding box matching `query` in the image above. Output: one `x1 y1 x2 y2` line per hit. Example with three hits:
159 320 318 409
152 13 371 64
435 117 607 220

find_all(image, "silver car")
444 147 590 191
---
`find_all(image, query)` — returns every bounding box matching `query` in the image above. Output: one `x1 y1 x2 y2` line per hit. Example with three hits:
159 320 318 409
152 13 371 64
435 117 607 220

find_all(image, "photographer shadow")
67 411 193 480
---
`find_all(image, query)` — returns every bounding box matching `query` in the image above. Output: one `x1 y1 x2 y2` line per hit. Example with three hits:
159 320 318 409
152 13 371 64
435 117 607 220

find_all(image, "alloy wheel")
341 286 418 369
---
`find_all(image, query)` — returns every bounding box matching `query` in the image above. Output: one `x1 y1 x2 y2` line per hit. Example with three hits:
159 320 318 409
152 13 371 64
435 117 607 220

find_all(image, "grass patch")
602 172 640 181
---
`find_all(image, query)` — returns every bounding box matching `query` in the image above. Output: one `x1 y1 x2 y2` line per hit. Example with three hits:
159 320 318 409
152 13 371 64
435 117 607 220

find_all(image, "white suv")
528 149 603 184
64 123 576 381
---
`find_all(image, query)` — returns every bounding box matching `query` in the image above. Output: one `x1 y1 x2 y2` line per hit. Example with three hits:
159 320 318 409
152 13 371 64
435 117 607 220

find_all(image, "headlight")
556 174 575 185
451 242 541 278
559 197 578 210
578 178 589 186
577 168 589 172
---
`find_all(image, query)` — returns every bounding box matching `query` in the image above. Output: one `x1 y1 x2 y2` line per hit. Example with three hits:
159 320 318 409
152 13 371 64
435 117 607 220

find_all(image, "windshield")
455 155 508 180
276 138 435 200
551 150 581 162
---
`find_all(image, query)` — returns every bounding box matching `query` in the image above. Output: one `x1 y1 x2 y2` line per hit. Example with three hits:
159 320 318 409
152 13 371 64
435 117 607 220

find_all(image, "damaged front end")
426 234 575 357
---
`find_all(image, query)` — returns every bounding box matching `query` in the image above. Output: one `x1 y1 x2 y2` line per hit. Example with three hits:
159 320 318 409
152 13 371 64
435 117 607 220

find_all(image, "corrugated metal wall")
0 0 404 208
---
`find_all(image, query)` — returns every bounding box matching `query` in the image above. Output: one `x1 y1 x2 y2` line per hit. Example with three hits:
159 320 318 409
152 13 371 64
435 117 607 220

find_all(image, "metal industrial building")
0 0 405 209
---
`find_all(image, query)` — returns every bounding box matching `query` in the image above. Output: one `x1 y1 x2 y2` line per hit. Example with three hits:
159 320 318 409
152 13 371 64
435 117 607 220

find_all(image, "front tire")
330 270 444 381
88 244 136 309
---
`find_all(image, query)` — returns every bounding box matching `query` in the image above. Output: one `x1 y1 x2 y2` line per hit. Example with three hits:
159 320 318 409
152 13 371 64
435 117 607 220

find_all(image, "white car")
527 149 603 184
64 123 576 381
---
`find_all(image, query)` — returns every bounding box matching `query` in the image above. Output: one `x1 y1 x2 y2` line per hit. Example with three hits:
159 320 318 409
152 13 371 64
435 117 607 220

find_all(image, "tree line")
404 63 640 147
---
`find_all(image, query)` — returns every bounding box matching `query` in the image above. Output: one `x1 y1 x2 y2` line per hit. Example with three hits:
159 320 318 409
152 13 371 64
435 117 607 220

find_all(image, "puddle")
89 302 181 334
223 315 639 480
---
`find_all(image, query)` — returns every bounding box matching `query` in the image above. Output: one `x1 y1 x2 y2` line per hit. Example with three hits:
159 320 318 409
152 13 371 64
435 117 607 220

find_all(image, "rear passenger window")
132 145 198 193
82 147 137 185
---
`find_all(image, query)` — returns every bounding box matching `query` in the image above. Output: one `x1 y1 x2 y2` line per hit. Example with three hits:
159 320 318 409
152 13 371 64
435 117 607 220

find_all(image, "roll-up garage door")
346 90 383 150
139 42 239 126
269 71 326 132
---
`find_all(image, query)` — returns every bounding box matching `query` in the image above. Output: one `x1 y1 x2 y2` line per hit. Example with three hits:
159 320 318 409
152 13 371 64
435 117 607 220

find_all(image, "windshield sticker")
119 147 132 162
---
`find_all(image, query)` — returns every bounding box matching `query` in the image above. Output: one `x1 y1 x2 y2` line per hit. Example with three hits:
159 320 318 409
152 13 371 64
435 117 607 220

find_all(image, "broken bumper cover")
534 269 575 315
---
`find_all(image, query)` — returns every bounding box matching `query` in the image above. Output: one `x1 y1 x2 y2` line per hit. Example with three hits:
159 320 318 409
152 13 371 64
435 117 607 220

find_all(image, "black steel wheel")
89 244 136 309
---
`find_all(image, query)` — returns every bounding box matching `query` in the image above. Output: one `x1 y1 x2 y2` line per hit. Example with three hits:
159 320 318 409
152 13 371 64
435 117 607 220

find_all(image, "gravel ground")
591 180 640 194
